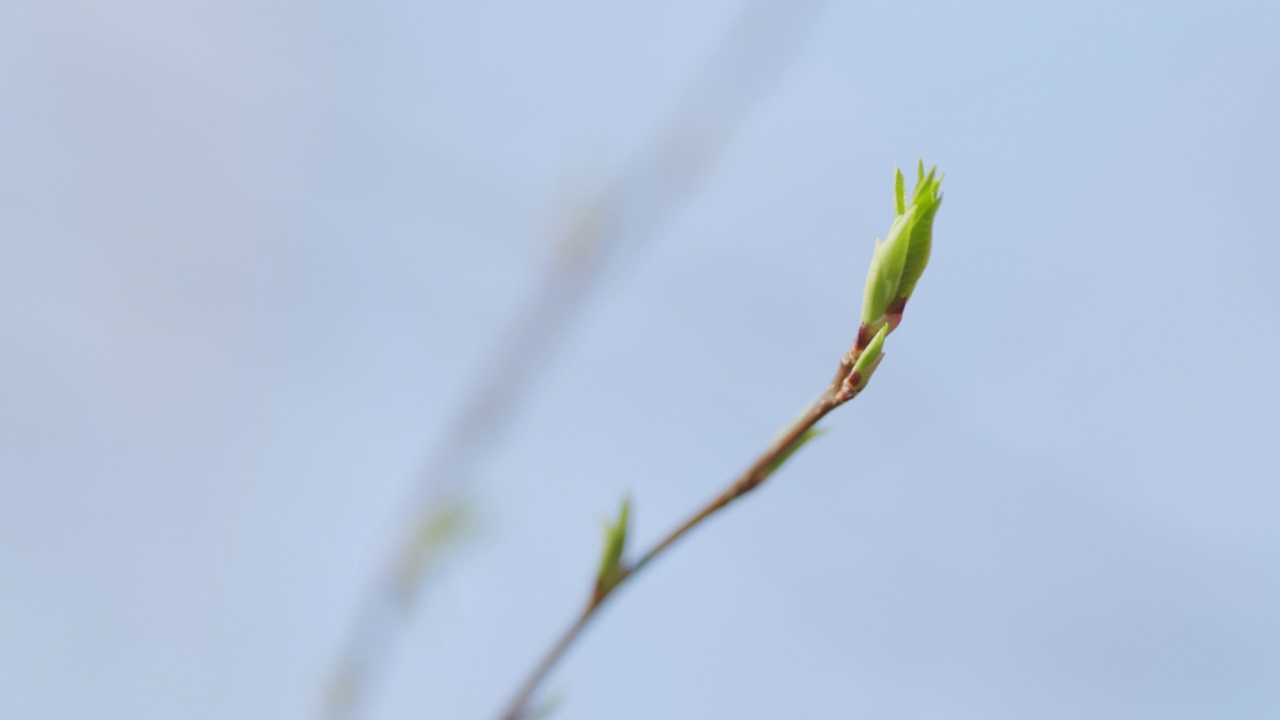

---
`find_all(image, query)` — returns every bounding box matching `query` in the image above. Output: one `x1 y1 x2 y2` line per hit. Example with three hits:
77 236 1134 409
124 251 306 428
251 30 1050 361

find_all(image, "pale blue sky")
2 1 1278 719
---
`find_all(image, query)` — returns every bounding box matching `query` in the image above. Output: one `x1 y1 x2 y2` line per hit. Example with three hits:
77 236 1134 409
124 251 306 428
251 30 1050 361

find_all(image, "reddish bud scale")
840 371 864 401
885 297 908 332
854 322 877 353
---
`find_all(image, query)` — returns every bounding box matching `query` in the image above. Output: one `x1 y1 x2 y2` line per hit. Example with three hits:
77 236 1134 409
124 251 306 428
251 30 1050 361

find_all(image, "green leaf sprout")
595 497 631 598
763 427 827 480
859 162 944 336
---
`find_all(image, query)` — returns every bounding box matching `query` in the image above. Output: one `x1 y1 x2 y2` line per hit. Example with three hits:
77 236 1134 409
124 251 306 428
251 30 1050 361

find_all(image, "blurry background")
2 1 1279 719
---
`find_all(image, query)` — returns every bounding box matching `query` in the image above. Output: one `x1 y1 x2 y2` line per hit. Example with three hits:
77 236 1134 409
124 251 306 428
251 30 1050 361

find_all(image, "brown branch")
323 4 835 716
496 353 858 720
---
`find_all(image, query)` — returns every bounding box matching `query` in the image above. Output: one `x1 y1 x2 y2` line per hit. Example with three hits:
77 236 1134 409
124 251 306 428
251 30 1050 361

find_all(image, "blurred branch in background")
322 1 831 717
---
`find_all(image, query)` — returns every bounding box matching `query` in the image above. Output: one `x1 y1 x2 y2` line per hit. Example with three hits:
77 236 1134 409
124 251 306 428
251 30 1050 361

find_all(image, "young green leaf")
852 322 888 376
843 322 889 397
894 166 906 215
763 427 827 480
860 218 909 326
895 164 943 302
595 497 630 597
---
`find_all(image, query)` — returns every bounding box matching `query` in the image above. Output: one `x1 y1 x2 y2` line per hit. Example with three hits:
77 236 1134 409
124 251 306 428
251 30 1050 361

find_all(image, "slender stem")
324 6 834 716
497 600 597 720
496 357 856 720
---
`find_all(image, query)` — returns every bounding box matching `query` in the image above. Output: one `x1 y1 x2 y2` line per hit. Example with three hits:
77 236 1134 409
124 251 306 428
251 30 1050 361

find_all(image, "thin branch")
322 3 833 716
495 157 946 720
497 354 857 720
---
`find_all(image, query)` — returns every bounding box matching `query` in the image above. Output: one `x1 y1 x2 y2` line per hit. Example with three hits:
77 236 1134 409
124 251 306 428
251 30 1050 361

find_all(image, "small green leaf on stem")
844 322 889 397
895 164 943 304
763 427 827 480
860 226 909 327
596 497 630 597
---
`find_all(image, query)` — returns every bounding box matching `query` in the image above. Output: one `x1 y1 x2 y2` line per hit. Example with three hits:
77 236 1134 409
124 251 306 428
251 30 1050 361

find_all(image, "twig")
322 3 833 716
496 158 946 719
497 353 859 720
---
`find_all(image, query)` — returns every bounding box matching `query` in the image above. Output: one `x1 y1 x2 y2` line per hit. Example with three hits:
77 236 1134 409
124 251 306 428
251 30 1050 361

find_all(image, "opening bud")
859 162 944 329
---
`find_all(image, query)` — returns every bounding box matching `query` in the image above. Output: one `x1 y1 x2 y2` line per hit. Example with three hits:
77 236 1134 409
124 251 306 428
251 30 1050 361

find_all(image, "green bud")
844 322 888 396
859 163 944 328
595 496 630 597
396 498 472 604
